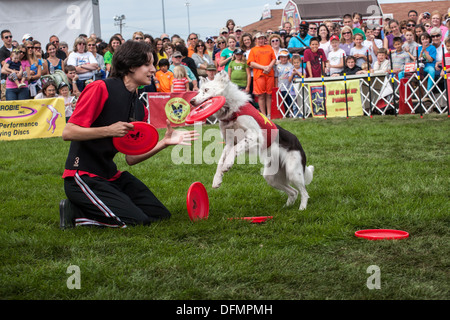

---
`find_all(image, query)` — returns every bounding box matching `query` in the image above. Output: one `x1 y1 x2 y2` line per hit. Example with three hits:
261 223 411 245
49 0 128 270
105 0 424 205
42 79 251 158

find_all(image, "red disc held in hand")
355 229 409 240
185 96 226 124
113 122 159 155
186 182 209 222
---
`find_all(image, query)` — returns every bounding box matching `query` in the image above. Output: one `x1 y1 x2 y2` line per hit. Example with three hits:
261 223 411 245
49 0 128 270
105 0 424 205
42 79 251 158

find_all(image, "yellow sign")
324 79 363 118
0 98 66 141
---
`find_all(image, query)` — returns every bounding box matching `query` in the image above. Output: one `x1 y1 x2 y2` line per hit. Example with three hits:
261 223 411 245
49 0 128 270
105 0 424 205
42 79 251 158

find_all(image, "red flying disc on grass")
355 229 409 240
186 182 209 221
113 122 159 155
185 96 226 124
229 216 273 224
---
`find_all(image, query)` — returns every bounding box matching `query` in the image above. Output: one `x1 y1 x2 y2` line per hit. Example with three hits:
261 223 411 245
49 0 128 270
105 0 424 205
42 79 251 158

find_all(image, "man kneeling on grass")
60 40 198 229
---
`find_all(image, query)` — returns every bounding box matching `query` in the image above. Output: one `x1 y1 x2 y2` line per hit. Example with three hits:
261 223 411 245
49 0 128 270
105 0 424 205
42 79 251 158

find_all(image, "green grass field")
0 114 448 300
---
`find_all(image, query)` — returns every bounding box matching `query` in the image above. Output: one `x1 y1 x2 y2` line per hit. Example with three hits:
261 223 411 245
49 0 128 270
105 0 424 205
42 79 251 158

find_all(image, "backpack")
40 69 70 88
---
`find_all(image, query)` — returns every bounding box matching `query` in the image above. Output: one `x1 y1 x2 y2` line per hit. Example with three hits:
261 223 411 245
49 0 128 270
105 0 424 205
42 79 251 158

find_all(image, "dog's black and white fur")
191 71 314 210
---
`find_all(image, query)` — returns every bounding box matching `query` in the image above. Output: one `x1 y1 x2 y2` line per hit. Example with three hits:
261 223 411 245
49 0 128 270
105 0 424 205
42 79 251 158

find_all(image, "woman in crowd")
226 19 236 34
429 27 445 78
339 26 354 56
132 31 145 42
87 37 106 80
191 40 213 78
24 40 42 98
384 19 405 50
269 33 283 59
154 38 168 68
43 42 65 75
214 36 227 72
66 36 98 92
415 24 426 44
1 46 30 100
318 23 331 57
104 35 122 75
164 42 175 64
219 35 238 73
429 11 448 41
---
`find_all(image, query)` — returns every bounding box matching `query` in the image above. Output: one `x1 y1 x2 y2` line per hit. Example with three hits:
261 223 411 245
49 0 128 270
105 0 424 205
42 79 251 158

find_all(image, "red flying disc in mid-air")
355 229 409 240
113 122 159 155
185 96 226 124
186 182 209 221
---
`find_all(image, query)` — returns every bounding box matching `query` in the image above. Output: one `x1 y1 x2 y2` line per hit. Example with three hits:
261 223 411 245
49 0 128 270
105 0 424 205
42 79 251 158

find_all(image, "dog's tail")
304 165 314 185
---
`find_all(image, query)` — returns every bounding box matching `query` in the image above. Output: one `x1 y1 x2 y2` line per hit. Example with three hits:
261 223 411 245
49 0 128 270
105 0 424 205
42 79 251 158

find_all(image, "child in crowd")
402 30 418 60
205 64 217 82
288 54 305 117
418 33 436 92
34 81 58 99
371 48 390 74
353 12 363 29
304 37 327 78
275 49 294 116
228 48 250 92
58 82 76 122
335 55 365 76
350 33 371 68
326 35 345 76
171 65 189 92
4 50 28 88
155 59 174 93
391 37 415 80
440 38 450 78
64 65 81 98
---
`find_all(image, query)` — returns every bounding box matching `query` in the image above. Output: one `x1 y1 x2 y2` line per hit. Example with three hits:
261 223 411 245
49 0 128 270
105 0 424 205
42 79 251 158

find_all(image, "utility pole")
114 15 126 35
185 2 191 35
162 0 166 33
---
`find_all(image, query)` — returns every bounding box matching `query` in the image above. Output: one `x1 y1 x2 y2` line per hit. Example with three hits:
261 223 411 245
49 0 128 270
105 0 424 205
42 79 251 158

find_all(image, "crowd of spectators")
1 9 449 118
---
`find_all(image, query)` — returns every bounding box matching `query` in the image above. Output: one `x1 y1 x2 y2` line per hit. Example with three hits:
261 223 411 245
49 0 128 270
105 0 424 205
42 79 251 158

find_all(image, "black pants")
64 171 171 228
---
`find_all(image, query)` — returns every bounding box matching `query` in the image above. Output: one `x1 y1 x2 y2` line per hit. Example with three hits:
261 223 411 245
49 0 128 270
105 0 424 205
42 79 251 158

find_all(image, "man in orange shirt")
187 33 199 58
247 32 276 118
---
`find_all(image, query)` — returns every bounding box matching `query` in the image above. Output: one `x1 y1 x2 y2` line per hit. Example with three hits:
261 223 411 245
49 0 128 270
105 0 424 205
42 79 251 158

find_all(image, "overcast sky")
98 0 435 41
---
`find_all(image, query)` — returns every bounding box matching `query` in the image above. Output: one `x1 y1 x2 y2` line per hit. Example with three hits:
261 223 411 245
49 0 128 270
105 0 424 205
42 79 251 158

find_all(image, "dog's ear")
215 70 230 84
199 76 206 87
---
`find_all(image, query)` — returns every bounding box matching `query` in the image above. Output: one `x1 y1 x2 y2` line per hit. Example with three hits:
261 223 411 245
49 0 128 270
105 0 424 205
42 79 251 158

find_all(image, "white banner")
0 0 100 50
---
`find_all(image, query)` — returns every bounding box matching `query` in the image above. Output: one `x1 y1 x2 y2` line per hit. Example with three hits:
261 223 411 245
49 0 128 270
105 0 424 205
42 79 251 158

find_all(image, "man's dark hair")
111 40 153 79
1 29 11 38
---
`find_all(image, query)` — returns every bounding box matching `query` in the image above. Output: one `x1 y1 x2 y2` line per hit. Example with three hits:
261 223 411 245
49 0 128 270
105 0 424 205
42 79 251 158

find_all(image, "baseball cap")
330 35 339 42
206 36 214 42
233 48 243 55
220 27 229 34
254 32 267 39
299 21 309 28
278 49 289 58
234 26 242 32
22 33 33 41
173 51 183 58
206 64 216 71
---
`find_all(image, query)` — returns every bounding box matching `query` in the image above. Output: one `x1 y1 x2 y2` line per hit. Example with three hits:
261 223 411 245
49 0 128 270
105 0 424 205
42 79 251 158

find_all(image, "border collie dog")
191 72 314 210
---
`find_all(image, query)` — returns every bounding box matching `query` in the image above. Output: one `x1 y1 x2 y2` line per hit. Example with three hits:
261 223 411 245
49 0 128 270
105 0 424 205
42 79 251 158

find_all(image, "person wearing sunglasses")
0 30 16 98
187 33 199 58
66 36 98 92
23 40 42 97
430 27 446 78
132 31 145 42
269 34 283 59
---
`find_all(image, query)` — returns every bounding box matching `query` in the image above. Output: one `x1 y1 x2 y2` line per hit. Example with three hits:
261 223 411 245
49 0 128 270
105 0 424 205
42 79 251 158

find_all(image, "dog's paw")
212 176 222 189
285 195 298 207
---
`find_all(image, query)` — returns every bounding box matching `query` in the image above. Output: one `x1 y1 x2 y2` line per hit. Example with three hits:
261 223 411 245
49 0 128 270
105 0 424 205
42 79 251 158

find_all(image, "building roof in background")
242 1 450 33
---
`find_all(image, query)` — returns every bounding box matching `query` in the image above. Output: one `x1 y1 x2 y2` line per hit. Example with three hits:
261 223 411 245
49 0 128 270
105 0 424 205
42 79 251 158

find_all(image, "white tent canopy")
0 0 101 49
